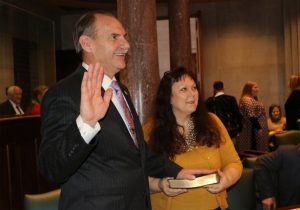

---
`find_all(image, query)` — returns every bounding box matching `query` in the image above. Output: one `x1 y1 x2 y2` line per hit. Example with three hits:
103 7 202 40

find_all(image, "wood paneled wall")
0 115 58 210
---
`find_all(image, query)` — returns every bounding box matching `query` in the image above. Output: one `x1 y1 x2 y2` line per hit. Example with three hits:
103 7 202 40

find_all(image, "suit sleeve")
142 118 182 178
254 149 283 200
144 141 182 178
38 88 96 184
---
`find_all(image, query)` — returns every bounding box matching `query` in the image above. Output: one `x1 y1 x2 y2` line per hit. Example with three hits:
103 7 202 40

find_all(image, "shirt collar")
82 62 116 90
215 91 225 97
8 99 17 107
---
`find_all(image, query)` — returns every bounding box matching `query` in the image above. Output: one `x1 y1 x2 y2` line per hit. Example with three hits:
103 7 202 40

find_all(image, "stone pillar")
168 0 191 70
117 0 160 124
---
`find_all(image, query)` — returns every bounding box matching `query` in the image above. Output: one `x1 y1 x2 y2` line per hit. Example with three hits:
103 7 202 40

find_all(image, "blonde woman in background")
237 81 269 153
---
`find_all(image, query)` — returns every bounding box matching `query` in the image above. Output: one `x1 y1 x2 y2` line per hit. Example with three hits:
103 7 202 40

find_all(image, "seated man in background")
205 81 242 140
0 85 24 115
254 143 300 209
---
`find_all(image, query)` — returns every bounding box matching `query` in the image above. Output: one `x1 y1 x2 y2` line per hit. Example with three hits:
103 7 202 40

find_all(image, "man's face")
87 15 130 78
9 87 22 105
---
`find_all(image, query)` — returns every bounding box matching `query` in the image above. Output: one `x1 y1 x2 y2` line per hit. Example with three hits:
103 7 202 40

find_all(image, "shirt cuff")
76 115 100 144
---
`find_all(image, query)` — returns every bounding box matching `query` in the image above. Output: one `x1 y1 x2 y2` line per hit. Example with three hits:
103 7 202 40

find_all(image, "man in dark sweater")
205 81 242 139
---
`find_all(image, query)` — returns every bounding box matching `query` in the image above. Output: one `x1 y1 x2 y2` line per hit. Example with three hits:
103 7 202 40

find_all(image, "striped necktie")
110 81 138 147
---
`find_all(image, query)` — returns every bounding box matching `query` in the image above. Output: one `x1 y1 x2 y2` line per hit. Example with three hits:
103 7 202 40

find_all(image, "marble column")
168 0 191 70
117 0 160 124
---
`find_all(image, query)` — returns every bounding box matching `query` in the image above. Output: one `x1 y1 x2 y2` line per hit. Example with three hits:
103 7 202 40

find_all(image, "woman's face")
271 107 281 120
251 84 259 97
170 75 199 118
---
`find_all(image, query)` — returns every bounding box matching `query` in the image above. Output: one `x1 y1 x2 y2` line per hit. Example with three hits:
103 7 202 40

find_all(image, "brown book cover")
168 173 220 189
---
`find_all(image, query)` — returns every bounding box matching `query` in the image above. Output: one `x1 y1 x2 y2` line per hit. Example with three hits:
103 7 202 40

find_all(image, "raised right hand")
80 63 113 127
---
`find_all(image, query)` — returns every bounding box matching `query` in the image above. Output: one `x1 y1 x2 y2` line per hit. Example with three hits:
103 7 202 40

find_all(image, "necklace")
183 119 197 151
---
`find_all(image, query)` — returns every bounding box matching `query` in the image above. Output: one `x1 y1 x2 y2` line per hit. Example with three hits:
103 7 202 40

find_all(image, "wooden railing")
0 115 58 210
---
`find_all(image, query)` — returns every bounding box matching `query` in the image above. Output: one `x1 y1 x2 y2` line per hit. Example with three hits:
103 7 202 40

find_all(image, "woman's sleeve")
211 114 243 173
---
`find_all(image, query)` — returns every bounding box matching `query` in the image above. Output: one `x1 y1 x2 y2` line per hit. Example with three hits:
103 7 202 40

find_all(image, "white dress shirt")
9 100 24 115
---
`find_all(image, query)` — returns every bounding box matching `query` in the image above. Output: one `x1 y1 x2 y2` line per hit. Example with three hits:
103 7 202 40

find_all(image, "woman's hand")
205 170 229 193
262 197 276 210
149 177 186 196
159 178 187 197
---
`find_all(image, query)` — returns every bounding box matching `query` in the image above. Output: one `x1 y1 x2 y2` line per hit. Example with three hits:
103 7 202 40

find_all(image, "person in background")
0 85 24 115
267 104 286 136
38 11 207 210
236 81 269 153
26 85 48 115
144 67 242 210
285 75 300 130
254 143 300 209
205 81 242 140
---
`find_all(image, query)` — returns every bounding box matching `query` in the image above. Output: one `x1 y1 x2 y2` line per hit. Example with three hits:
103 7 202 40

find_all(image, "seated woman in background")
26 85 48 115
267 104 286 136
144 67 242 210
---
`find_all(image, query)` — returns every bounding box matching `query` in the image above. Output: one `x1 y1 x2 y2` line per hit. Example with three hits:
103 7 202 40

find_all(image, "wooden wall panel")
0 115 58 210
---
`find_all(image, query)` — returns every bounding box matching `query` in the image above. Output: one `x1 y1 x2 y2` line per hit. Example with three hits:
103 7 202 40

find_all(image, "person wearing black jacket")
0 85 24 115
205 81 242 139
254 143 300 209
38 11 210 210
285 75 300 130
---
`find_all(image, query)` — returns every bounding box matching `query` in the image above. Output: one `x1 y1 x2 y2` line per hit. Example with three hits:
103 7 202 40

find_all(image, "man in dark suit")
205 81 242 139
0 85 24 115
254 143 300 209
38 11 210 210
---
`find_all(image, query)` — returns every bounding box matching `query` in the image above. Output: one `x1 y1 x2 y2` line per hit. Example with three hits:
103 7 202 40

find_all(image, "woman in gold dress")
144 67 242 210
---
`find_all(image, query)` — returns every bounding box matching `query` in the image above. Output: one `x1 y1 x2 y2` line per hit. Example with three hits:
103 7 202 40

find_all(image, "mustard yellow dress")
144 114 242 210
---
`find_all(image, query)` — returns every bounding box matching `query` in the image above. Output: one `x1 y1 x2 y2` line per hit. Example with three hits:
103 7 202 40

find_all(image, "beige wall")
192 0 286 114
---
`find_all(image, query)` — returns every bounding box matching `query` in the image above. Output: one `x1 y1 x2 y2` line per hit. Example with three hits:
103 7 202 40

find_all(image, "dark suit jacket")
38 66 181 210
0 100 16 115
205 94 242 137
254 144 300 208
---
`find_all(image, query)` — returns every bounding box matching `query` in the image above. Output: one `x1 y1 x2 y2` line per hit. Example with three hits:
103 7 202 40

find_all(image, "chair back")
24 189 60 210
273 130 300 149
227 168 257 210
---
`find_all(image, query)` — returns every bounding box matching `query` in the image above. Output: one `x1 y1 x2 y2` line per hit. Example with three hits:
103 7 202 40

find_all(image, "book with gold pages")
168 173 220 189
